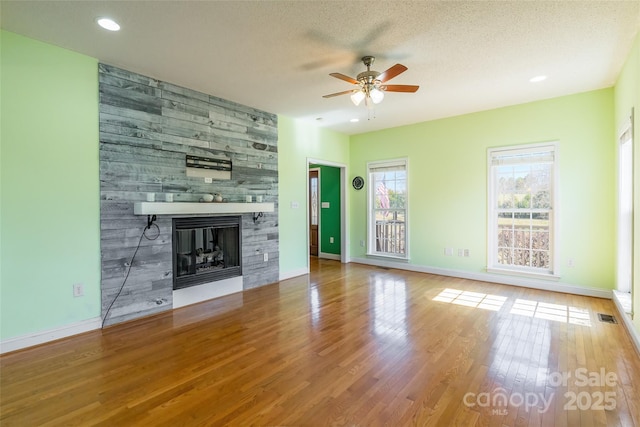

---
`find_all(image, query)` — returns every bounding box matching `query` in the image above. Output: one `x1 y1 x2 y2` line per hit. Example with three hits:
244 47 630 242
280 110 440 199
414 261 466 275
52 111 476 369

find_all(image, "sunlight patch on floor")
510 299 592 326
432 288 507 311
432 289 592 326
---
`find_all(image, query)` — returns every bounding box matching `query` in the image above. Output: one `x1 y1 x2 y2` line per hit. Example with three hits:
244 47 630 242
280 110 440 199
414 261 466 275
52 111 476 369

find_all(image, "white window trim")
366 157 409 260
487 141 559 278
617 109 634 294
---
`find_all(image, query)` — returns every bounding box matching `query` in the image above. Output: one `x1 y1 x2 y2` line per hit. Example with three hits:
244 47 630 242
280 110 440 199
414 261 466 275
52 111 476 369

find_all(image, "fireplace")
173 216 242 290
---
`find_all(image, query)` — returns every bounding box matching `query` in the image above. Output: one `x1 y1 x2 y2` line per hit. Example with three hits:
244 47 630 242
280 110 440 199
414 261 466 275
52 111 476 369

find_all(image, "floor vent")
597 313 618 324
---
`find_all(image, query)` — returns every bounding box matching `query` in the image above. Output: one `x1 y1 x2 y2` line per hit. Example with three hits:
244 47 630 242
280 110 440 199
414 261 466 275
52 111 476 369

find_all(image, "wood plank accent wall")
99 64 279 326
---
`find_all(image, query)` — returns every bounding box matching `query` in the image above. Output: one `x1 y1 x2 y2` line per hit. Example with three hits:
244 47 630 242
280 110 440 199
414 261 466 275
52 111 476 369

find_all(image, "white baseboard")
0 317 102 355
350 257 612 299
279 267 309 281
612 292 640 357
319 252 341 261
173 276 243 309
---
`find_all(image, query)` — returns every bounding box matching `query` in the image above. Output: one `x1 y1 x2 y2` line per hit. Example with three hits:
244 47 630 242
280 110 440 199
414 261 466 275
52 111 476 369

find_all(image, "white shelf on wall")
134 202 274 215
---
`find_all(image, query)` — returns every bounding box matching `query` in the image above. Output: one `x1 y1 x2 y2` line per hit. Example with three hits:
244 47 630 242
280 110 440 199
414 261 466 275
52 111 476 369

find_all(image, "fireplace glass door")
173 216 241 289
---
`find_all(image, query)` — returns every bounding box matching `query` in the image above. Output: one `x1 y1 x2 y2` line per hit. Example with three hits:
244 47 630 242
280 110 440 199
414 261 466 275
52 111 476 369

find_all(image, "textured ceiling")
1 1 639 135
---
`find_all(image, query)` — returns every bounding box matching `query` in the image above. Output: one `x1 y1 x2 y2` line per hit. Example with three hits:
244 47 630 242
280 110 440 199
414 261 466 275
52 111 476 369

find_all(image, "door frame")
306 158 349 265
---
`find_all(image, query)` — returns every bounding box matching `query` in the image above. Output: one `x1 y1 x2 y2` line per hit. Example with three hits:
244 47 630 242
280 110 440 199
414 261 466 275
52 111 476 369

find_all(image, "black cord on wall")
102 217 160 328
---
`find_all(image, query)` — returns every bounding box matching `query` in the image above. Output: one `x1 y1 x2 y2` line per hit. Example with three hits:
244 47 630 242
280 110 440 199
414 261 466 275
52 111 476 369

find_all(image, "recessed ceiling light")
96 17 120 31
529 75 547 83
350 118 359 123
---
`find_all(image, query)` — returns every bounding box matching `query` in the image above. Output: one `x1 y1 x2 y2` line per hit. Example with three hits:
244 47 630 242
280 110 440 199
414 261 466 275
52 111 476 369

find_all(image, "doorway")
306 159 348 266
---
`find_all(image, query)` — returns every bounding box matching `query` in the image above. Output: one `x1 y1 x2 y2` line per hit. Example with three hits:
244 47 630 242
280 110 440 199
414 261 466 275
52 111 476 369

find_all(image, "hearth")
173 216 242 290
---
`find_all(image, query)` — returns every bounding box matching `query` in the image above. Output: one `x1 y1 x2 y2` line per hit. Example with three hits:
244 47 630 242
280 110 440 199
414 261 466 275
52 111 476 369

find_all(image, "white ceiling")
1 1 639 135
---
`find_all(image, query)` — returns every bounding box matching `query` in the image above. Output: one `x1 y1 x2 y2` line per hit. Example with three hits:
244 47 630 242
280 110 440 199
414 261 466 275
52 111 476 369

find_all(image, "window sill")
366 253 409 263
486 267 561 282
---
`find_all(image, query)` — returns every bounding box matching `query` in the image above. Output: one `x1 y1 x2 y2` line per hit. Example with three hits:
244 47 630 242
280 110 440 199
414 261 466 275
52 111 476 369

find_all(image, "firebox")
172 216 242 290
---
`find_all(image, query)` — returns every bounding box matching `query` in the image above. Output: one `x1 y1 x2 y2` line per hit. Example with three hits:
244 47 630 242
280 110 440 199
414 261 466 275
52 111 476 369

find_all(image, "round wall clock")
352 176 364 190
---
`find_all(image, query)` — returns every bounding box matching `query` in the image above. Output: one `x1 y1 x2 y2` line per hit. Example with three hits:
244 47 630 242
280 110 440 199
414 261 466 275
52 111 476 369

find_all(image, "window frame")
366 158 409 260
617 111 634 294
487 142 559 279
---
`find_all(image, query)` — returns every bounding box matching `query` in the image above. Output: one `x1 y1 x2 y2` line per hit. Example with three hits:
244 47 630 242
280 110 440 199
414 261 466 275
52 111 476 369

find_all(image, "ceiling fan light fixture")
351 90 365 106
370 87 385 104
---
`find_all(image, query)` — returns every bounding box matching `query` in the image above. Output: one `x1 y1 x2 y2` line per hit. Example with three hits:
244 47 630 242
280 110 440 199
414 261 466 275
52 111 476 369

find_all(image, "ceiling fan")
323 56 419 107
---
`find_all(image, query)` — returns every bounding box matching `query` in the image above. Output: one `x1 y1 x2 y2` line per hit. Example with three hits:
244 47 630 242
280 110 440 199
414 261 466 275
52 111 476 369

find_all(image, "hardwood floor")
1 259 639 426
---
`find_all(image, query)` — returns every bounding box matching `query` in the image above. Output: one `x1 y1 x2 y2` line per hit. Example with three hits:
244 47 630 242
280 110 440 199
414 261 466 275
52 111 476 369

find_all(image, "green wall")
277 117 349 275
614 31 640 335
0 31 101 340
309 164 341 255
350 89 615 291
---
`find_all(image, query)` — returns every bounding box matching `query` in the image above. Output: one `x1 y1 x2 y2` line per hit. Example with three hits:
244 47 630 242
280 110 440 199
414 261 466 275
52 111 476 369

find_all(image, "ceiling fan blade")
382 84 419 93
329 73 359 85
323 89 356 98
377 64 408 83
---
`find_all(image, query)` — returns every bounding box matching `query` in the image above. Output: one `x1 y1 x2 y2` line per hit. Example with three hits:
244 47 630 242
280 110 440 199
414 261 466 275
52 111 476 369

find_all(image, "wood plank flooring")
1 258 639 426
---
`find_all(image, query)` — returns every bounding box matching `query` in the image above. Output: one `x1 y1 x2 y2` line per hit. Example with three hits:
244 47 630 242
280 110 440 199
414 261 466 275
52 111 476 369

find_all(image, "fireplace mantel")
134 202 274 215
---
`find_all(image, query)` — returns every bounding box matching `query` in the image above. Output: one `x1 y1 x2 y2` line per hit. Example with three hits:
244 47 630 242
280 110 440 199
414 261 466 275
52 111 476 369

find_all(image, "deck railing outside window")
375 218 406 256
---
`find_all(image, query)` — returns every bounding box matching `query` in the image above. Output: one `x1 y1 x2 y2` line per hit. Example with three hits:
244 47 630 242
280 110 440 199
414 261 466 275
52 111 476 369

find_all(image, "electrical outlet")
73 283 84 297
360 240 365 247
568 258 575 268
444 247 453 256
264 252 268 262
330 237 334 244
291 201 299 209
458 249 464 257
464 249 470 257
204 177 212 183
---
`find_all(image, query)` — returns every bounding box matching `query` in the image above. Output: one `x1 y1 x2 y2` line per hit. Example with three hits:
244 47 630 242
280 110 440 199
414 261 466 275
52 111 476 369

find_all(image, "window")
488 143 557 276
368 159 408 259
617 111 633 294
